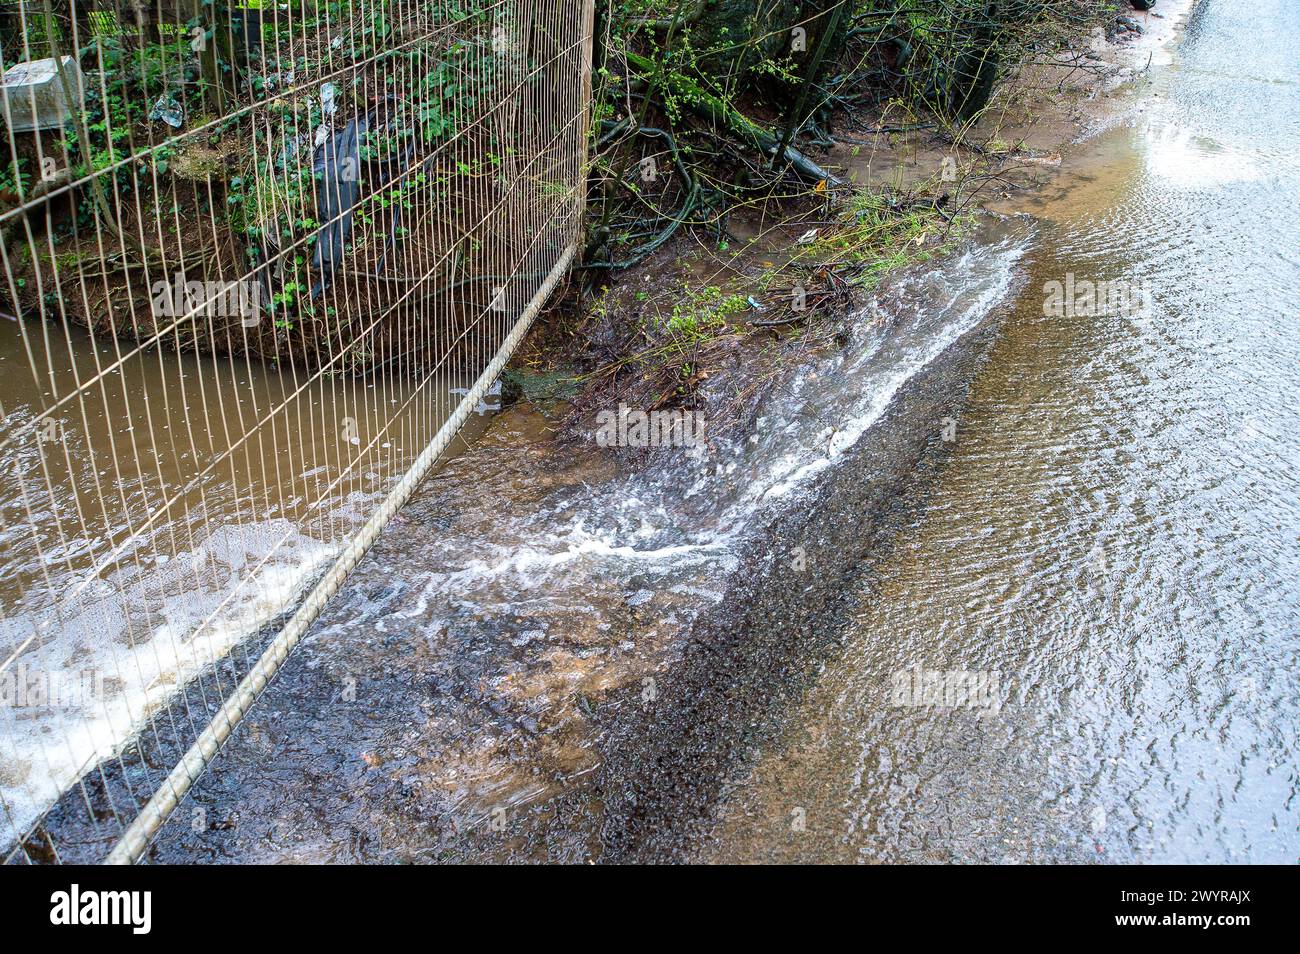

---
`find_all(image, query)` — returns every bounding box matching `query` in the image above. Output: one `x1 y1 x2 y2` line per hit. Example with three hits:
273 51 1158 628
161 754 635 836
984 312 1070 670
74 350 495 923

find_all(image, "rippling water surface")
15 0 1295 864
706 0 1300 863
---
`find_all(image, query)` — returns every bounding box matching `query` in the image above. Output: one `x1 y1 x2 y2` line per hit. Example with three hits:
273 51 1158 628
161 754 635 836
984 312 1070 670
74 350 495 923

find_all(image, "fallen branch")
623 51 844 187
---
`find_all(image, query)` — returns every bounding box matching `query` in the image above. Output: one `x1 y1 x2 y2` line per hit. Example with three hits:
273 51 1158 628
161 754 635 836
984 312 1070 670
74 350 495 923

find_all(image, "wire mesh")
0 0 592 863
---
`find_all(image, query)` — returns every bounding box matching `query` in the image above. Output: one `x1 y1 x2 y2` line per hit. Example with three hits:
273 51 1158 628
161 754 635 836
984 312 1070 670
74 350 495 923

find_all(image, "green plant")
663 285 748 341
0 159 31 200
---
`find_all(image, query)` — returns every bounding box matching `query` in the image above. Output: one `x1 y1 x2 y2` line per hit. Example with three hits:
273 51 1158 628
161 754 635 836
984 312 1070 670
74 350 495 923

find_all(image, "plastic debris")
148 95 184 128
320 82 338 117
0 57 85 132
310 118 369 296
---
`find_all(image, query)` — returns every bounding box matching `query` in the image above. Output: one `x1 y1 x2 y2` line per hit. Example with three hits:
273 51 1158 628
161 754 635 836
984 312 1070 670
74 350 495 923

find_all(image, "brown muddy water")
0 313 489 846
68 221 1024 863
704 0 1300 864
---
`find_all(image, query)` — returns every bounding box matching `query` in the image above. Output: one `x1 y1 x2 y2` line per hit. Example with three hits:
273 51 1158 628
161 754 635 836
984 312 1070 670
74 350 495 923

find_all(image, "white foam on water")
0 520 337 844
1 231 1029 850
384 233 1030 637
745 237 1028 502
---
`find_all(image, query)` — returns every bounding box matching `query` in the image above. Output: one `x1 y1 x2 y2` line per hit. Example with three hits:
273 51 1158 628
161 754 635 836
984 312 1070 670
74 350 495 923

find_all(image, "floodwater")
129 226 1028 864
704 0 1300 863
11 0 1297 864
0 308 483 845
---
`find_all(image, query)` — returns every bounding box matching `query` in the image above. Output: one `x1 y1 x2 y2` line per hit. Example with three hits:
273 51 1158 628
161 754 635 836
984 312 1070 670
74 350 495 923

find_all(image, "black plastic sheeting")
311 117 368 297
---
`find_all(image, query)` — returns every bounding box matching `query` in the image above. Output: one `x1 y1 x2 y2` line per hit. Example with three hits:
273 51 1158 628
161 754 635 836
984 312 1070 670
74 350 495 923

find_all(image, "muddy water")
705 0 1300 864
27 0 1297 863
116 220 1027 862
0 311 487 845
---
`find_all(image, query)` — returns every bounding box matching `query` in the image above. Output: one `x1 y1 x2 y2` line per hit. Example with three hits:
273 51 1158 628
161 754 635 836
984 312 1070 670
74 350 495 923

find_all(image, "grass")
663 285 749 342
795 187 965 288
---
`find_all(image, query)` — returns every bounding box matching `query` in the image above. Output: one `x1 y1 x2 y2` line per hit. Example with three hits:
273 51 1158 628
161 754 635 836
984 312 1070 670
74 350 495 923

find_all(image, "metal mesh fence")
0 0 592 863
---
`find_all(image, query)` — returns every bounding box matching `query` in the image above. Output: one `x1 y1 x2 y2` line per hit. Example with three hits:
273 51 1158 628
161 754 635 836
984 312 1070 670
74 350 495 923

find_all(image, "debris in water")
310 118 369 296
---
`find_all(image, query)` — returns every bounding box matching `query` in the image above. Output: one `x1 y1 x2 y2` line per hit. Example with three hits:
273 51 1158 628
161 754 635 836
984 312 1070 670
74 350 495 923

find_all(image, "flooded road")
704 0 1300 863
14 0 1295 865
118 228 1028 864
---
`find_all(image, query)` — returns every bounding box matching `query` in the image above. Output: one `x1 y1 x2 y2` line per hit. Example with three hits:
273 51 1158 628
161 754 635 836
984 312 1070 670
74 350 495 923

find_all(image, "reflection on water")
707 0 1300 863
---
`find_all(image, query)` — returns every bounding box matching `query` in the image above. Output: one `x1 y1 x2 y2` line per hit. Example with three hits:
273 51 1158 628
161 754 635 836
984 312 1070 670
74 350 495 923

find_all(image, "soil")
514 0 1192 448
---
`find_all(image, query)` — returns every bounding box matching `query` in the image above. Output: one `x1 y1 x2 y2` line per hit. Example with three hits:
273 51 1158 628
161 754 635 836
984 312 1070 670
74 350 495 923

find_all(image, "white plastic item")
1 56 85 133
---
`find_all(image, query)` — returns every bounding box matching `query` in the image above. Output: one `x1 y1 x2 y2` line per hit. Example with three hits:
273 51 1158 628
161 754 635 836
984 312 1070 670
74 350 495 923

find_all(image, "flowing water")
132 226 1029 863
704 0 1300 863
10 0 1298 863
3 156 1032 859
0 311 487 844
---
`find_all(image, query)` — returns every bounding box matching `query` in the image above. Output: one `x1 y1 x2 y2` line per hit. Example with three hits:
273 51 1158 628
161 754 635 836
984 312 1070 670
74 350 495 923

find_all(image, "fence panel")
0 0 592 863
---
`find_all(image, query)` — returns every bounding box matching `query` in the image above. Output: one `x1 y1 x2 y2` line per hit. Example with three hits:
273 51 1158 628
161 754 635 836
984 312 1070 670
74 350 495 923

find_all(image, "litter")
320 82 338 117
310 117 369 296
148 95 184 129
